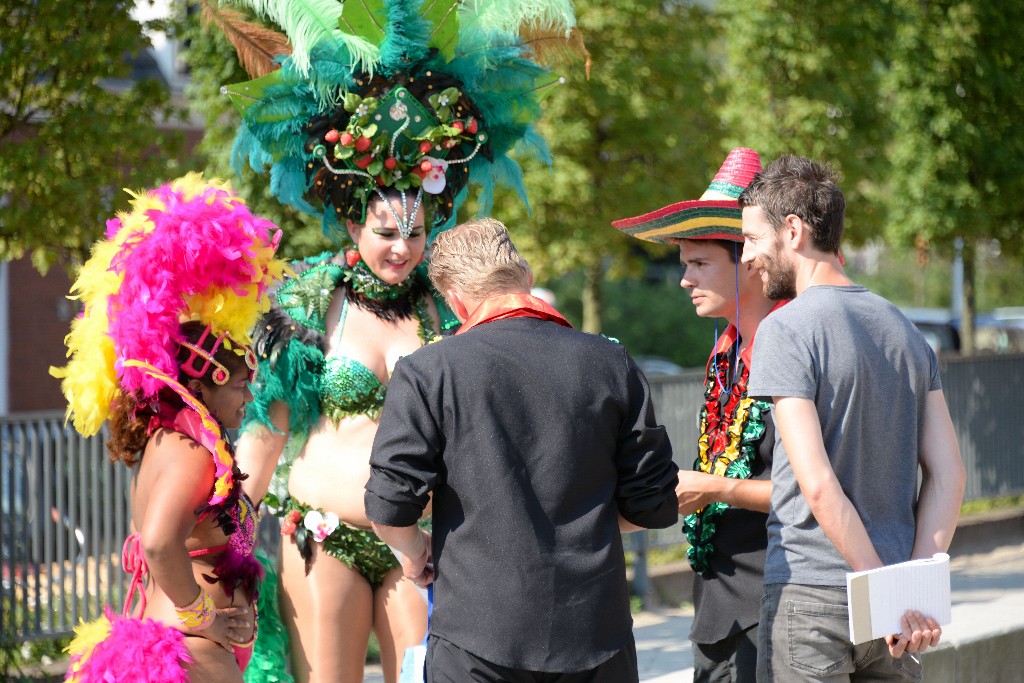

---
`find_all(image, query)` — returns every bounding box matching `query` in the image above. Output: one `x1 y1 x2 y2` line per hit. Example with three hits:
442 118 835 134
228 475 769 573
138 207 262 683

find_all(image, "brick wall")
7 258 75 412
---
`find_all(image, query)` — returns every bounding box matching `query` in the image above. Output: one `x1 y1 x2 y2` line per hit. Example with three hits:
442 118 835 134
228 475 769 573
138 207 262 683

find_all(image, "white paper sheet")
846 553 952 645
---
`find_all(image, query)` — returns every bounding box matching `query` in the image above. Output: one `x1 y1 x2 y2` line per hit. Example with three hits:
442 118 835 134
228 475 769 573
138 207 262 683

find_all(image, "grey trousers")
757 583 923 682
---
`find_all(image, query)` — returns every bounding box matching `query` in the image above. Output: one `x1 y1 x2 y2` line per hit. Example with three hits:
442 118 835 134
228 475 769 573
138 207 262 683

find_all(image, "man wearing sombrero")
612 147 784 682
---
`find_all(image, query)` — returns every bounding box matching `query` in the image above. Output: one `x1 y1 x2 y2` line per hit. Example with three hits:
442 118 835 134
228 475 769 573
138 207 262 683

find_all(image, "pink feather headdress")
52 173 288 437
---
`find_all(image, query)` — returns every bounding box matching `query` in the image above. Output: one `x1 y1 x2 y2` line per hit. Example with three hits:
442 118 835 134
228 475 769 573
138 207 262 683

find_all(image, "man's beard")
759 249 797 300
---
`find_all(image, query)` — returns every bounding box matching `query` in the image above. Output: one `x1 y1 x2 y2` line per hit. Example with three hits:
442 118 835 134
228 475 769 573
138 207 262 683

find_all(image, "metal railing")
4 354 1024 643
2 415 131 645
940 353 1024 501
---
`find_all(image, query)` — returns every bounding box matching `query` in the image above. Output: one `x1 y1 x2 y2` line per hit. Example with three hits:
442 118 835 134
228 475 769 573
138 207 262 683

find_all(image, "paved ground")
635 541 1024 682
365 540 1024 682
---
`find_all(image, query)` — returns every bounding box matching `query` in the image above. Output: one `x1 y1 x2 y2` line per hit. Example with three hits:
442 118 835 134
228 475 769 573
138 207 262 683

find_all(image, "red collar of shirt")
455 292 573 335
708 298 790 371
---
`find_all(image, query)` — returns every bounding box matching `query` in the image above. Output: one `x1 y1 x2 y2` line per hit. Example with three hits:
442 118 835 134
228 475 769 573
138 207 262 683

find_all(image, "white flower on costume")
303 510 340 542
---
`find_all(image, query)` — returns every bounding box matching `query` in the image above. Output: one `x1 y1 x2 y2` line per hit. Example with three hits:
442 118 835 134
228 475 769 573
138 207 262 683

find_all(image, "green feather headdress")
208 0 588 240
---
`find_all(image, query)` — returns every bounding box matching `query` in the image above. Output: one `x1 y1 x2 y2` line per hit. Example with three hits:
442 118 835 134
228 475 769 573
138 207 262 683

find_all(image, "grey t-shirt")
748 285 940 586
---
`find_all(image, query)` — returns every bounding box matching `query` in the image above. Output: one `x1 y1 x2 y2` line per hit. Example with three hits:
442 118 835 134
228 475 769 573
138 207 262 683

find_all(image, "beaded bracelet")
175 587 216 631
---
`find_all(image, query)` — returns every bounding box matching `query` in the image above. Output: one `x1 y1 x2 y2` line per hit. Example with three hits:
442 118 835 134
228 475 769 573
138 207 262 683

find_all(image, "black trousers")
425 634 639 683
692 623 759 683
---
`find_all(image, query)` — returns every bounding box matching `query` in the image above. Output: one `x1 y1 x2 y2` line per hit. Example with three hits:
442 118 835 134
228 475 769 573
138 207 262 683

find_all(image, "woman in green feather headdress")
203 1 587 681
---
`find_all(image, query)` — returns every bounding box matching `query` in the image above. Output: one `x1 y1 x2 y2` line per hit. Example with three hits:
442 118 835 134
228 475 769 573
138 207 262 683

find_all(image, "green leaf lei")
342 258 418 301
341 260 439 345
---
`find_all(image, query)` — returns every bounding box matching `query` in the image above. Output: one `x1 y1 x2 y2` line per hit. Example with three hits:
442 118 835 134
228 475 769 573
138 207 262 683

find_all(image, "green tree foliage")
847 239 1022 316
549 265 719 368
881 0 1024 353
173 5 331 258
715 0 1024 353
0 2 182 270
716 0 892 242
490 0 725 332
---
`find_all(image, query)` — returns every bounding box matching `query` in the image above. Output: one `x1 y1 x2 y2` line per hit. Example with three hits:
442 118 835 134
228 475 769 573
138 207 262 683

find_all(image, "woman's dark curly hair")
106 321 250 465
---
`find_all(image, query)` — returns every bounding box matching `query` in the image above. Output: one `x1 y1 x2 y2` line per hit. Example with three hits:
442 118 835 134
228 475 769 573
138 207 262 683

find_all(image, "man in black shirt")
365 218 679 682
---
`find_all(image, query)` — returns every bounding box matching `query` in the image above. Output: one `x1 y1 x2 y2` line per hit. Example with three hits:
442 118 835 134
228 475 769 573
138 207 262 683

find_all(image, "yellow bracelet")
175 587 216 631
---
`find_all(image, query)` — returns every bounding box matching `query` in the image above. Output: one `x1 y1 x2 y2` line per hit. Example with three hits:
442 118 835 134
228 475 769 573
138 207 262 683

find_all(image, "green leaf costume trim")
278 496 400 587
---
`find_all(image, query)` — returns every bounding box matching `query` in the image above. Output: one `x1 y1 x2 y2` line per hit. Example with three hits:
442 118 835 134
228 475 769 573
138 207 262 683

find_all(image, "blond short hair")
428 217 532 301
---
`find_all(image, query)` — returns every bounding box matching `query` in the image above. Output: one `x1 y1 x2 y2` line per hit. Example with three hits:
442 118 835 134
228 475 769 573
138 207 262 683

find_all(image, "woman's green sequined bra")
243 253 458 436
320 296 392 420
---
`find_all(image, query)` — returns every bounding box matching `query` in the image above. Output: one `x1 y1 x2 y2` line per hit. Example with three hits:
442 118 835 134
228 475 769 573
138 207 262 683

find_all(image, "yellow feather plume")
50 240 123 436
64 614 112 683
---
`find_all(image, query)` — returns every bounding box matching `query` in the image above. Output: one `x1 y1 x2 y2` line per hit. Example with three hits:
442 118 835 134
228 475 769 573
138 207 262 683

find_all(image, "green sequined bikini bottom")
279 496 400 587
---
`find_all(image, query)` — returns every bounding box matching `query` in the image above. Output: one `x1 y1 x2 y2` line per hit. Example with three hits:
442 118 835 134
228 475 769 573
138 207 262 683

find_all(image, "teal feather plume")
514 126 552 166
231 123 274 176
320 204 343 241
220 0 582 237
302 42 362 107
242 552 295 683
468 154 530 217
271 159 319 216
431 184 467 235
378 0 432 73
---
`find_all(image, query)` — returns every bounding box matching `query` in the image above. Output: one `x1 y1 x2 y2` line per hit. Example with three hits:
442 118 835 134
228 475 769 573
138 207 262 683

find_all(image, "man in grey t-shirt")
738 155 966 682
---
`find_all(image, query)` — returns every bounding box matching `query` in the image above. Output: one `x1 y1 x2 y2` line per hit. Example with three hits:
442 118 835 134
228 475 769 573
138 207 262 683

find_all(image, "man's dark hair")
706 239 741 264
738 155 845 254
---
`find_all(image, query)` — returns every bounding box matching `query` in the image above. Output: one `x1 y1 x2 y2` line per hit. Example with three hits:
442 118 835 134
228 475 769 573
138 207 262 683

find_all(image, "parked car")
635 355 688 378
901 308 961 355
900 307 1024 355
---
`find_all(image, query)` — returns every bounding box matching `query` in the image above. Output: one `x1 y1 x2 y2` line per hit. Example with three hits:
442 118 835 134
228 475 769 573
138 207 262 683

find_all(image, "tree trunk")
581 260 603 334
960 242 976 356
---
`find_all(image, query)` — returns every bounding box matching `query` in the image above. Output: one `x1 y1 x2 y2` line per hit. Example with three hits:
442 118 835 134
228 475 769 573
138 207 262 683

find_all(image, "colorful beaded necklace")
682 326 769 575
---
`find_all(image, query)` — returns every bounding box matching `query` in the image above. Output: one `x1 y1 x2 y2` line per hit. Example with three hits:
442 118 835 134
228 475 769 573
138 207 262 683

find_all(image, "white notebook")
846 553 952 645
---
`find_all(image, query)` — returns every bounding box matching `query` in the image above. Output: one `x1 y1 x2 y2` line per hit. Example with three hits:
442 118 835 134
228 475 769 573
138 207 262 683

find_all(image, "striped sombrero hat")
611 148 762 244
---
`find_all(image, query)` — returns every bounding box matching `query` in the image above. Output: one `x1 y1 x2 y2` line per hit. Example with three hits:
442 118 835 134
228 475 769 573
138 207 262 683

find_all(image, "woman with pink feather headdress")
52 174 287 683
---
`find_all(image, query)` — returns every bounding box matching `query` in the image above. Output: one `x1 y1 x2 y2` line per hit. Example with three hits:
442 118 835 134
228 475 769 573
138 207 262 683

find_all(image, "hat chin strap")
713 248 743 396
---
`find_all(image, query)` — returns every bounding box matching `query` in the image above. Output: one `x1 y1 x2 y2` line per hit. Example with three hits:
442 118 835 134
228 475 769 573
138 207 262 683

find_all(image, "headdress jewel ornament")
180 326 260 386
51 173 288 438
611 148 763 245
210 0 589 240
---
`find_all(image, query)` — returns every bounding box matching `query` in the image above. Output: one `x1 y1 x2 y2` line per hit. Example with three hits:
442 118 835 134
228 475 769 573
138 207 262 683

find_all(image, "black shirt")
365 317 679 672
